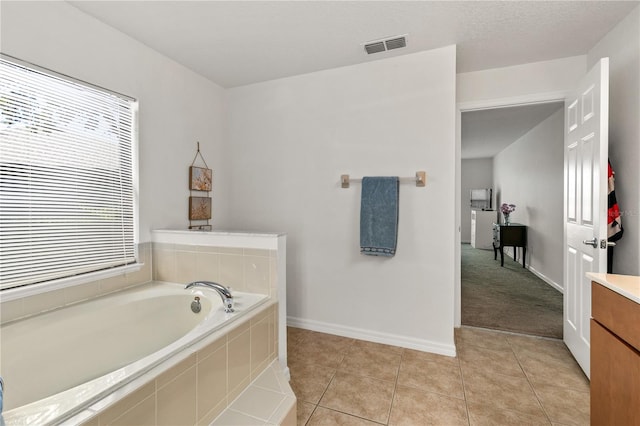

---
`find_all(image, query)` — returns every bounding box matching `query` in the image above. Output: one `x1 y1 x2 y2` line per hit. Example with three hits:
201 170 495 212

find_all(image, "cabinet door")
591 320 640 425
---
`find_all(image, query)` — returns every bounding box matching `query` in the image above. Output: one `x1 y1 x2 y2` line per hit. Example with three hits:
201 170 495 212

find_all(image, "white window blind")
0 56 137 290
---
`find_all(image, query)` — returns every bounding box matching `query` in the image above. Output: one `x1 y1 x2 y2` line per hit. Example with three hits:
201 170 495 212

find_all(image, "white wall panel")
493 109 565 290
587 5 640 275
225 48 457 351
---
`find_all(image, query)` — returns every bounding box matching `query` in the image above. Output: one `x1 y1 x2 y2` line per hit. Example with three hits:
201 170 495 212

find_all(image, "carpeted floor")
461 243 563 339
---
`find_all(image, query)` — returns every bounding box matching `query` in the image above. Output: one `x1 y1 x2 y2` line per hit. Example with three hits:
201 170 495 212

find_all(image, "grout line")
455 347 472 426
386 348 404 425
507 338 555 425
304 403 318 426
315 405 387 425
302 337 347 424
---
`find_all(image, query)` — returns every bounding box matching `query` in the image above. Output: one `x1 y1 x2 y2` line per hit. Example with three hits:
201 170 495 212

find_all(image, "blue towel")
360 177 399 256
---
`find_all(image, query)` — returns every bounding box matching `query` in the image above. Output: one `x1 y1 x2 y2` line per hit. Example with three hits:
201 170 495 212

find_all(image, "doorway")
458 102 565 338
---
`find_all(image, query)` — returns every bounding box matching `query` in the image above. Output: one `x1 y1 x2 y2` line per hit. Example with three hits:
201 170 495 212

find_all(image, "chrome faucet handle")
223 297 234 313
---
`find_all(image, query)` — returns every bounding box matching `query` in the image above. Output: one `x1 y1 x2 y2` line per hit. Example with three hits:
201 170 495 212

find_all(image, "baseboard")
287 316 456 357
528 265 564 294
500 248 564 294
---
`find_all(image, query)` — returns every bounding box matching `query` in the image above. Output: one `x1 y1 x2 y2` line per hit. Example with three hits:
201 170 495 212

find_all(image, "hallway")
461 243 563 338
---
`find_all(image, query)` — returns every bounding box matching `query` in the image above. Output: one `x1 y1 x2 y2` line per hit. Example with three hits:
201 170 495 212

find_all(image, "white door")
564 58 609 378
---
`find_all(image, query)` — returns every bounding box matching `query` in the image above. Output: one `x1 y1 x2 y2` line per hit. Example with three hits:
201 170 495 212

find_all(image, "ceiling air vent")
363 35 407 55
385 37 406 51
364 41 386 55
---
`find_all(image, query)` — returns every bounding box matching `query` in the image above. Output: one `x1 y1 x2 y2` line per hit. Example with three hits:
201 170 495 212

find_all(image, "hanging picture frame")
189 166 212 191
189 196 212 220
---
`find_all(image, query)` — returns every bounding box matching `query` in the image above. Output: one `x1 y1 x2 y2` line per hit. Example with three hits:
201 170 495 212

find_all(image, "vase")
503 213 511 225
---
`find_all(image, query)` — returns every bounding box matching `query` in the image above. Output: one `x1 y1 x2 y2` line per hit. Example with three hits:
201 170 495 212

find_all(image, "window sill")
0 263 144 303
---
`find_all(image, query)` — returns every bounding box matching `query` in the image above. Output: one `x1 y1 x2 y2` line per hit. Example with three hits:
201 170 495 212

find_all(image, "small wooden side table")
493 223 527 267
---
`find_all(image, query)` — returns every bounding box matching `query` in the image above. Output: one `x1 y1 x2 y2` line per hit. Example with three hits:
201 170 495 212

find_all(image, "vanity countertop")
587 273 640 305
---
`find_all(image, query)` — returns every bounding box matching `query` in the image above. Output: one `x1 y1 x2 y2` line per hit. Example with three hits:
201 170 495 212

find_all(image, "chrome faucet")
185 281 234 313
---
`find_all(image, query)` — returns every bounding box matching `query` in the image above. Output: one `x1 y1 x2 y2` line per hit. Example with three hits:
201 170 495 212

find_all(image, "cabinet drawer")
501 226 526 246
592 282 640 352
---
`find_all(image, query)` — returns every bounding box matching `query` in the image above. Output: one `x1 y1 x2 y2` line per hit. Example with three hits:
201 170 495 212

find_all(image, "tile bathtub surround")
0 242 153 325
212 360 296 425
290 326 590 426
152 243 277 298
79 302 279 425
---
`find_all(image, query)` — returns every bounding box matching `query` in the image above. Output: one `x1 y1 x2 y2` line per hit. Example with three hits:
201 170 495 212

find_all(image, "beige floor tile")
311 331 355 349
397 358 464 399
389 385 468 426
350 339 404 355
511 342 579 373
463 369 546 417
307 407 381 425
402 348 459 366
534 384 590 426
517 351 590 391
289 339 347 369
467 401 551 425
289 380 325 405
339 347 401 382
289 355 336 380
288 328 588 426
457 327 512 351
507 335 568 358
289 361 335 404
296 401 316 426
319 372 394 424
288 327 317 346
459 344 525 378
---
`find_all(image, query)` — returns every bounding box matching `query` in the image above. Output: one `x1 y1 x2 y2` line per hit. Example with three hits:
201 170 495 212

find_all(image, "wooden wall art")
189 142 212 230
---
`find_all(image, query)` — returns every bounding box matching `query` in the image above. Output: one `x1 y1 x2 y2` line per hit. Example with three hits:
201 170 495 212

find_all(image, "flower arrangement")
500 203 516 215
500 203 516 224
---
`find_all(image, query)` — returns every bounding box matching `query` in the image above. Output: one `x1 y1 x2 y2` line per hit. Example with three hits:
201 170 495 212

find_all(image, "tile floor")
288 326 590 425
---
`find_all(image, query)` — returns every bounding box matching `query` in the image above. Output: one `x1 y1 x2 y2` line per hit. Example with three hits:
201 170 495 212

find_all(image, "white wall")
587 5 640 276
1 1 228 242
461 158 494 243
457 55 586 106
224 47 457 354
493 109 564 289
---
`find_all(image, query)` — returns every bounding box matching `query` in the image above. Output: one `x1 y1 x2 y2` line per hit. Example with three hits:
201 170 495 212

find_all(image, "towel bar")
341 171 426 188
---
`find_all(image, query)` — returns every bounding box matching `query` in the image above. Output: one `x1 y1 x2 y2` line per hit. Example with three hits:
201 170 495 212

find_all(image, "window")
0 56 137 291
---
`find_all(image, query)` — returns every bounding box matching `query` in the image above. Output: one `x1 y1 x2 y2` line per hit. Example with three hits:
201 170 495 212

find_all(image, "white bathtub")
0 281 268 425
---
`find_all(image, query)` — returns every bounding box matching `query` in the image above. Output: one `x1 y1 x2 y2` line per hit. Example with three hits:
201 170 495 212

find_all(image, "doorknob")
582 238 598 248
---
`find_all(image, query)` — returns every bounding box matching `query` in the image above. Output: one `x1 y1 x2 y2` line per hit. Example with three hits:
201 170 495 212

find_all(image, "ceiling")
461 102 564 159
68 1 638 88
66 1 636 158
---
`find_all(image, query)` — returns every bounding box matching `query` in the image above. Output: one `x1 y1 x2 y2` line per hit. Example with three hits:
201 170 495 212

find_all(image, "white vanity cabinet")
471 210 495 249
